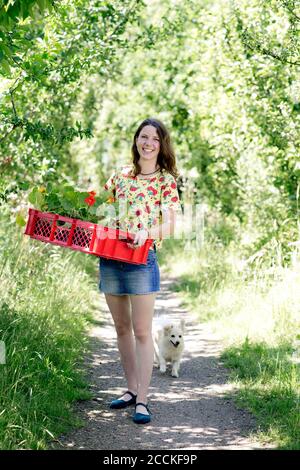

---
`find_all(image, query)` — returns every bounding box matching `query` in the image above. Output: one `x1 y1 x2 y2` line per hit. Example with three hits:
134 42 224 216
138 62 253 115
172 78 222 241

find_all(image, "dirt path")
54 272 272 450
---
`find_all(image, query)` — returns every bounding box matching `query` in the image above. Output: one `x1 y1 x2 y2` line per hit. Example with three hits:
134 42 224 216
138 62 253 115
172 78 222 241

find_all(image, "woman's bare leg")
105 294 138 398
130 292 156 414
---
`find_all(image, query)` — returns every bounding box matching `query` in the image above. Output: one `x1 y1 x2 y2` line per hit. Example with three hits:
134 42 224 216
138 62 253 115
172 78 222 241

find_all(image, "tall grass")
160 236 300 449
0 219 100 449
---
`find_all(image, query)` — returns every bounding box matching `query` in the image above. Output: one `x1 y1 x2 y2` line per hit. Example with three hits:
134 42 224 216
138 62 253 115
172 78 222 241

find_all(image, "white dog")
153 317 185 378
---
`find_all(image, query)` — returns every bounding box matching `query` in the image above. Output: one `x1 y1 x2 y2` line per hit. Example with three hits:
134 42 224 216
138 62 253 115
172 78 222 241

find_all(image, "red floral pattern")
103 165 181 249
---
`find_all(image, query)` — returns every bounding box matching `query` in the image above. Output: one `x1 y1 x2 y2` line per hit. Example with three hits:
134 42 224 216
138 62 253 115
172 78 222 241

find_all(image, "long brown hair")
131 118 179 179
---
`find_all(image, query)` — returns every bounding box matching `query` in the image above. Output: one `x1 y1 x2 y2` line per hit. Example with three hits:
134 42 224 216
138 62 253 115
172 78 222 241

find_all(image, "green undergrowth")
0 221 101 449
161 237 300 449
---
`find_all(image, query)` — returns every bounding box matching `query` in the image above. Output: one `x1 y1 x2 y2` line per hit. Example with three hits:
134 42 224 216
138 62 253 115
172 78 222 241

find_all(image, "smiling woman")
136 125 161 165
131 118 179 180
99 117 181 425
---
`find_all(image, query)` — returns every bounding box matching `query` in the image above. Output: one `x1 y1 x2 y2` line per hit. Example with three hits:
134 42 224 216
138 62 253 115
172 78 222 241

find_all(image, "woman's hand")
127 229 149 249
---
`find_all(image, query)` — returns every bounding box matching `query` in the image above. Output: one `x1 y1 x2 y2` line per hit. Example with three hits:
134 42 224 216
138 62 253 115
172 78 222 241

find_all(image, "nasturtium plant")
25 181 125 227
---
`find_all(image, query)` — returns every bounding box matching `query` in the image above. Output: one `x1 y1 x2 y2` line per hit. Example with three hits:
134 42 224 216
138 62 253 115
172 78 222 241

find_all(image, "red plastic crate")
24 208 153 265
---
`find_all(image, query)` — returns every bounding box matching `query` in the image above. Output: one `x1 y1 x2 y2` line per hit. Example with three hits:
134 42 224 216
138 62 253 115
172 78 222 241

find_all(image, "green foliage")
163 228 300 449
77 0 299 264
26 182 111 223
222 338 300 450
0 0 55 73
0 222 95 449
0 0 147 200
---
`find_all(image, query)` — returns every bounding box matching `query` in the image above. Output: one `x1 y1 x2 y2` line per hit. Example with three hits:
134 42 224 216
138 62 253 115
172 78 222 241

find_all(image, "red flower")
137 192 145 198
161 185 166 190
154 200 161 206
171 182 177 189
145 204 151 214
130 186 138 191
86 191 96 203
137 223 143 229
84 196 96 206
159 176 165 182
136 209 142 216
163 190 171 198
171 196 178 202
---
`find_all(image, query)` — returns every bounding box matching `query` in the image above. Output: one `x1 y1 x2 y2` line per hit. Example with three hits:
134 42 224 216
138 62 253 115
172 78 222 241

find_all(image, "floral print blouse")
103 165 181 250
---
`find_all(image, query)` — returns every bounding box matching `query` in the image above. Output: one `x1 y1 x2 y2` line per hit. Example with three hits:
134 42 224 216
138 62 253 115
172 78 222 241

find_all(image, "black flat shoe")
133 402 152 424
109 390 137 409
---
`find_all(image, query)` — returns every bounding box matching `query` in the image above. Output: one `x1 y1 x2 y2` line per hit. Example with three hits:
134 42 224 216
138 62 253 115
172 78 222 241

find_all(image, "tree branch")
281 1 300 22
9 91 18 120
105 0 140 42
246 39 300 66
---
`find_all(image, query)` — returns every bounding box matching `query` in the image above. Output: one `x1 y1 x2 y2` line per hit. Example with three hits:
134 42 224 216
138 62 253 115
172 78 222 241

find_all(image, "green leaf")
19 181 30 190
77 192 90 205
16 213 26 227
36 0 48 12
61 198 73 210
0 58 11 75
46 193 60 211
46 182 53 193
28 187 38 205
28 187 44 209
6 3 21 21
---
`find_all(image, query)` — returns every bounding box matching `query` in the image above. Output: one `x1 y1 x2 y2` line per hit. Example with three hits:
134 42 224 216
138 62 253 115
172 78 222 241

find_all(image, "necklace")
139 168 160 176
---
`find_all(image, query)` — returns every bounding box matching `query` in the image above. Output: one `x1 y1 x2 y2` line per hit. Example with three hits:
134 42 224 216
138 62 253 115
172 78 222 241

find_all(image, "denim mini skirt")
98 248 160 295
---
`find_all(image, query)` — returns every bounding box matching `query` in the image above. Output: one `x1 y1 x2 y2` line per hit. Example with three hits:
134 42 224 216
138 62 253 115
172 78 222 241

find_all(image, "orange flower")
84 196 96 206
84 190 96 206
107 196 116 203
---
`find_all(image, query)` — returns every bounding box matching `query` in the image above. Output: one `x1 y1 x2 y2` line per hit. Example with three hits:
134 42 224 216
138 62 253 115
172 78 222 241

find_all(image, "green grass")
161 237 300 450
221 340 300 450
0 220 101 449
